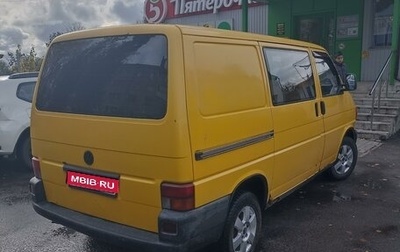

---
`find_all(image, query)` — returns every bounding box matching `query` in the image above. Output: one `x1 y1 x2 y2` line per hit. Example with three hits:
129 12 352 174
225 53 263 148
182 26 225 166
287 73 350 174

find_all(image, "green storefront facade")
267 0 399 83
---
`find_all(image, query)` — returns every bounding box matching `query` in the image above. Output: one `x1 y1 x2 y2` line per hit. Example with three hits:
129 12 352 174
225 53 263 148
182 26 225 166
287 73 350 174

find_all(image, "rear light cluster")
32 157 42 179
161 183 194 211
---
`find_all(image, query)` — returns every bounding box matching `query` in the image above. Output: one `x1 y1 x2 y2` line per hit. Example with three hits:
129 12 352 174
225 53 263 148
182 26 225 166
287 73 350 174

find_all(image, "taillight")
161 183 194 211
32 157 41 179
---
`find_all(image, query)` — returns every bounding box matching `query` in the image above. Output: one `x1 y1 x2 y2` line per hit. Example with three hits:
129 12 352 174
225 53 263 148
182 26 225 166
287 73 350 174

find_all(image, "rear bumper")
29 177 230 252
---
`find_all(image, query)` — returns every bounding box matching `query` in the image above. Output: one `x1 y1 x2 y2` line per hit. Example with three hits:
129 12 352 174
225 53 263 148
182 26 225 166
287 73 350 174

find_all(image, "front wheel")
221 192 262 252
326 136 358 180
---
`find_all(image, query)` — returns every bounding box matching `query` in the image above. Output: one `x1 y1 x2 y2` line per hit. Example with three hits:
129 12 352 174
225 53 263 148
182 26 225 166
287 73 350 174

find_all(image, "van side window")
263 48 315 105
312 51 341 96
36 35 167 119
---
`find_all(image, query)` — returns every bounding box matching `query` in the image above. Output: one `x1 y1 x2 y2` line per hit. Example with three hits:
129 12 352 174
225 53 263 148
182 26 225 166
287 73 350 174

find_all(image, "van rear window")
36 35 167 119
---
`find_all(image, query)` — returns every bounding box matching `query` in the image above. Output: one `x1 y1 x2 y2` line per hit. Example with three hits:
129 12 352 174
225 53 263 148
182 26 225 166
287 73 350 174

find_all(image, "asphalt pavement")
0 133 399 252
256 133 400 252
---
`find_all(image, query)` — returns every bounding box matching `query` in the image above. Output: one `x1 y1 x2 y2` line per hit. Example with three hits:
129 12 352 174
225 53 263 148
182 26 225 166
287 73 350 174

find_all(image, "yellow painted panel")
184 36 274 206
193 43 266 116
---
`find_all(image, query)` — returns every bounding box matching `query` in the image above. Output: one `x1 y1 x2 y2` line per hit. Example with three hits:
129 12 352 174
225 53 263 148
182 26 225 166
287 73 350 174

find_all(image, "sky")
0 0 144 61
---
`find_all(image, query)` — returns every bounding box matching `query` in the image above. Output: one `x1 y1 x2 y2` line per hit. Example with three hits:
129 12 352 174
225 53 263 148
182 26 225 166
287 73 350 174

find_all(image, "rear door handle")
320 101 326 115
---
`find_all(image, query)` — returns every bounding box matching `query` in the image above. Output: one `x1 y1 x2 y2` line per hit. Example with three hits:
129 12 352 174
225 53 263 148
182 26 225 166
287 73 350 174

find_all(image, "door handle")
314 102 319 117
320 101 326 115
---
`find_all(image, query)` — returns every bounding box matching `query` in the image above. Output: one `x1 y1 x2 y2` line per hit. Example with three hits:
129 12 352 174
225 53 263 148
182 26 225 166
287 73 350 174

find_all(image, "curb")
357 138 382 158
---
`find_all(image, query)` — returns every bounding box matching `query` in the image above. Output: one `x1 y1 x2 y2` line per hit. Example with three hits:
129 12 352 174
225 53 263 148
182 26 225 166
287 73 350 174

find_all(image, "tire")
326 136 358 180
221 192 262 252
17 135 32 170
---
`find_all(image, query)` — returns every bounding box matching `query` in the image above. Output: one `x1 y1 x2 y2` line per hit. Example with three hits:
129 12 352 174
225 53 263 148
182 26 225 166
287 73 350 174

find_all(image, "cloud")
0 0 144 61
112 0 143 24
0 27 30 52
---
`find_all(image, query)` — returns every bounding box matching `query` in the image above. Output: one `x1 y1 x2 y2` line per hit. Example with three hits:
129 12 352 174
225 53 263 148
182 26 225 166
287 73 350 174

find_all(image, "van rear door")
31 29 192 233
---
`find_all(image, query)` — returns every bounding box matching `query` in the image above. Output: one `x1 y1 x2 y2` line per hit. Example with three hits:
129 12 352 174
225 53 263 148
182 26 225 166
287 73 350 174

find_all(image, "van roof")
178 25 325 49
52 24 325 51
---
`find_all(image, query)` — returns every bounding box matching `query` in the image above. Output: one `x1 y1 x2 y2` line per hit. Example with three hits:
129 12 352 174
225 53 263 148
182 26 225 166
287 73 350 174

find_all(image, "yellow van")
30 24 358 252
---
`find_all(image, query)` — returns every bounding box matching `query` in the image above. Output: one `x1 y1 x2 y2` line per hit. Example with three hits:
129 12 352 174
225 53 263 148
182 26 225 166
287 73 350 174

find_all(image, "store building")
143 0 268 33
268 0 399 83
144 0 399 82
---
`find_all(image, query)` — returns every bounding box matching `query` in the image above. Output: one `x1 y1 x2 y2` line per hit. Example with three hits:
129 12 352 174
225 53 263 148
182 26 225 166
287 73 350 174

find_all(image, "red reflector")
161 183 194 197
32 157 41 179
171 198 194 211
161 183 194 211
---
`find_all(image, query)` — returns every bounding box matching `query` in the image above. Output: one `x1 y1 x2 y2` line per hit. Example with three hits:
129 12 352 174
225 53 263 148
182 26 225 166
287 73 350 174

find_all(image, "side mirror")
346 73 357 90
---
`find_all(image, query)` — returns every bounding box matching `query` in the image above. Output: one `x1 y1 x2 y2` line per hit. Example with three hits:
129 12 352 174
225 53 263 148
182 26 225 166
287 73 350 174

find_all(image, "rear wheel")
17 135 32 170
221 192 262 252
326 136 358 180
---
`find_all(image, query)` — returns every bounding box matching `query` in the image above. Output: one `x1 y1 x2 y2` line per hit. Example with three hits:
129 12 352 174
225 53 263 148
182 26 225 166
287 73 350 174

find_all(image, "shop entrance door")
294 13 335 53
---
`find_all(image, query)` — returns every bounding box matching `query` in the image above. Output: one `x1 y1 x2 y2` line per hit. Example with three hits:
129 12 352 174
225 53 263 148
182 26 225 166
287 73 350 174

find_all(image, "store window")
373 0 393 47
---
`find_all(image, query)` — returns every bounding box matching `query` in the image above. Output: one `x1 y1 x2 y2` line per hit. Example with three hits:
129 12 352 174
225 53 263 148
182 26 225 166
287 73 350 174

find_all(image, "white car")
0 72 38 168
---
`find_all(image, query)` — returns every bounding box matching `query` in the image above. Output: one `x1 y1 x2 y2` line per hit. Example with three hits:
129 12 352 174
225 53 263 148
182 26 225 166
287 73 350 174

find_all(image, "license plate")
66 171 119 195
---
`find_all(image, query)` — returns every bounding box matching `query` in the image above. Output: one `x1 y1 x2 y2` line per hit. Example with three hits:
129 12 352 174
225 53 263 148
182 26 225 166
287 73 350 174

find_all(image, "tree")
7 45 42 73
7 44 24 72
46 31 63 47
0 60 11 75
19 46 42 72
46 22 85 47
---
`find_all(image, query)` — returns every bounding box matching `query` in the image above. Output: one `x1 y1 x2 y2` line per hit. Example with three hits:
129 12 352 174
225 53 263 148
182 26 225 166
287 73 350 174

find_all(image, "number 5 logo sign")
144 0 168 24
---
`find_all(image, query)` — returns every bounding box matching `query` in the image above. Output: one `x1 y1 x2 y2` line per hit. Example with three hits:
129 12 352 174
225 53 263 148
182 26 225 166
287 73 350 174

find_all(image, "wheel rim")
232 206 257 252
333 144 354 175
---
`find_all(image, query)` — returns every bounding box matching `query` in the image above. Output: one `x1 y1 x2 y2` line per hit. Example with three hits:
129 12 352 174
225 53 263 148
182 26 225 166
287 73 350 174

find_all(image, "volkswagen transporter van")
30 24 358 252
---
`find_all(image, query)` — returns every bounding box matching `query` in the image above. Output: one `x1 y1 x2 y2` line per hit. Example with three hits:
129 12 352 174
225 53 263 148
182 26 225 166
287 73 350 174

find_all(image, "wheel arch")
344 127 357 142
14 127 30 154
229 174 269 210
